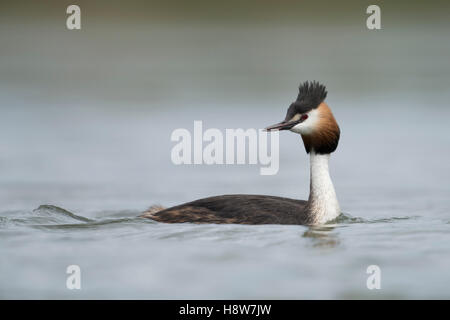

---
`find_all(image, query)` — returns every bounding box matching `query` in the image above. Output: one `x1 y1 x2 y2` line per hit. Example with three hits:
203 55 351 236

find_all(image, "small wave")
0 205 154 232
0 216 10 227
333 212 419 225
33 217 145 231
366 216 420 223
0 205 94 227
33 205 93 223
333 213 366 224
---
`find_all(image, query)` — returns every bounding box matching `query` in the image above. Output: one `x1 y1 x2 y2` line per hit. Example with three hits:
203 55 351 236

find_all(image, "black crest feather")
285 81 328 119
296 81 327 107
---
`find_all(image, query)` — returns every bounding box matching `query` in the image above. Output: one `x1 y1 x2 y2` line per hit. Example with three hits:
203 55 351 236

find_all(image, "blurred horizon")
1 0 450 108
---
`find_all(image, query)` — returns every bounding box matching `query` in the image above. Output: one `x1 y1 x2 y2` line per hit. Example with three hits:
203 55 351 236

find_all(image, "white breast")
307 152 340 224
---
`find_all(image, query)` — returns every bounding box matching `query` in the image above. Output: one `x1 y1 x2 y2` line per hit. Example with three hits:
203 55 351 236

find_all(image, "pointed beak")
265 120 297 132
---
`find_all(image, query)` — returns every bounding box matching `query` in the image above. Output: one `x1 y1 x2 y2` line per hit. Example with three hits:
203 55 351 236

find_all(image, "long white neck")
306 152 340 224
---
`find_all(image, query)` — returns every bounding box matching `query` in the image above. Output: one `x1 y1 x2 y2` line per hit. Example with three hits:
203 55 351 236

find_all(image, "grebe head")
265 81 340 154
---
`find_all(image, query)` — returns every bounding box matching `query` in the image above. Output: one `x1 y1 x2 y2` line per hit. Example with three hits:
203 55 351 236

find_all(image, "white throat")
306 152 340 224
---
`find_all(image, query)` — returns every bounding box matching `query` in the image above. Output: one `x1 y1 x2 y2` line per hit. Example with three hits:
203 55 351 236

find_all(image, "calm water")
1 5 450 298
1 101 450 299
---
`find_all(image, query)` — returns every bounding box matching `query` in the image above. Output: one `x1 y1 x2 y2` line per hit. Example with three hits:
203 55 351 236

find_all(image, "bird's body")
146 194 308 225
143 81 342 226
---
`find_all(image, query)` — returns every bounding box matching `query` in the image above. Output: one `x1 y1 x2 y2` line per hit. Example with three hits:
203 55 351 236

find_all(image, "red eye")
301 114 308 121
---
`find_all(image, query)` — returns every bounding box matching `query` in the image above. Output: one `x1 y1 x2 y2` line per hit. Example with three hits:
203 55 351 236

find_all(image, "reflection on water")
303 225 340 249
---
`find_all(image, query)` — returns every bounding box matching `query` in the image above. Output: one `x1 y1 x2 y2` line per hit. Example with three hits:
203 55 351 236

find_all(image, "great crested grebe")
142 81 341 225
